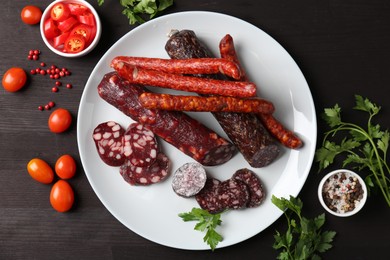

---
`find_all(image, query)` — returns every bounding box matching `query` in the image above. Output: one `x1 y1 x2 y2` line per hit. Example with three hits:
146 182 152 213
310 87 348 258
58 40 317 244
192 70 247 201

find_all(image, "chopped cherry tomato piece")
68 3 89 15
77 13 95 27
21 5 42 25
50 3 70 22
64 35 85 53
44 18 60 39
70 24 92 43
53 32 70 48
57 16 78 32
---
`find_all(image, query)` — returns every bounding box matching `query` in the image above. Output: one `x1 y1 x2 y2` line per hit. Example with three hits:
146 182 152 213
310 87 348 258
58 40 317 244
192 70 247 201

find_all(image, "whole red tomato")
50 180 74 212
27 158 54 184
48 108 72 133
21 5 42 25
55 154 77 179
2 67 27 92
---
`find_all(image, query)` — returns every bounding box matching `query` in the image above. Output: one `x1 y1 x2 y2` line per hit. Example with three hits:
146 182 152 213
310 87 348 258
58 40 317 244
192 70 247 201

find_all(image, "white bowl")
318 169 367 217
40 0 102 58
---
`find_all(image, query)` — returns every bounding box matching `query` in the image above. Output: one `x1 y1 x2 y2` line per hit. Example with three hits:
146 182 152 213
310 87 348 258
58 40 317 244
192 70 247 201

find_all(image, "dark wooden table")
1 0 390 259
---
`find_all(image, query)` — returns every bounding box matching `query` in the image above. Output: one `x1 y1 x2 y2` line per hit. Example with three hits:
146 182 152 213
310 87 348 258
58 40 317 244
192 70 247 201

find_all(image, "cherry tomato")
55 155 77 179
48 108 72 133
64 35 85 53
27 158 55 184
50 180 74 212
21 5 42 25
2 67 27 92
50 3 70 22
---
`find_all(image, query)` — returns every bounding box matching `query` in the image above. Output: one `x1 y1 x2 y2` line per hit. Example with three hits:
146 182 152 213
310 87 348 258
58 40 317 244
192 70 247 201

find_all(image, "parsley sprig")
178 208 223 251
98 0 174 25
316 95 390 206
272 195 336 260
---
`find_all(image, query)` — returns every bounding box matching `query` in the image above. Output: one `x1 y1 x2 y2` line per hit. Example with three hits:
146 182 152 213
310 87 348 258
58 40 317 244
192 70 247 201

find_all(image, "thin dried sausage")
139 92 274 114
110 61 257 98
219 34 303 149
111 56 242 80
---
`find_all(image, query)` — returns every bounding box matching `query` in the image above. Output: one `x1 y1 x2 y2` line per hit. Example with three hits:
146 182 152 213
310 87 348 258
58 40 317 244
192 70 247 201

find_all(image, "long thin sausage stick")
112 56 242 80
219 34 303 149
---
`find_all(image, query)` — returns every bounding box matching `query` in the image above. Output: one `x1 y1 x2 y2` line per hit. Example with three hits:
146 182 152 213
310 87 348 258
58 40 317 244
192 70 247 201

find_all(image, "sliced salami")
218 179 250 210
172 162 207 197
195 178 224 214
232 168 266 207
120 153 170 186
92 121 125 166
123 122 159 167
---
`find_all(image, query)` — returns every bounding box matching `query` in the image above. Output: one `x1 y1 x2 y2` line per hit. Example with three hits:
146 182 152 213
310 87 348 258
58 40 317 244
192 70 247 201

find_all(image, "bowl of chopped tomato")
40 0 101 57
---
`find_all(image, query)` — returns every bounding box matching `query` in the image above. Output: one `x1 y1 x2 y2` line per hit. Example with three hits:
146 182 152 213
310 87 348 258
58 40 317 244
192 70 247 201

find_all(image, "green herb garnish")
179 207 223 251
316 95 390 206
98 0 174 25
272 195 336 260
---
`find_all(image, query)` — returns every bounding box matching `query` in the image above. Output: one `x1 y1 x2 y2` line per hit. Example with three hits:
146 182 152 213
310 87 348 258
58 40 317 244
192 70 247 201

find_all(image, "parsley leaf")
316 95 390 206
178 208 223 251
98 0 174 25
272 195 336 260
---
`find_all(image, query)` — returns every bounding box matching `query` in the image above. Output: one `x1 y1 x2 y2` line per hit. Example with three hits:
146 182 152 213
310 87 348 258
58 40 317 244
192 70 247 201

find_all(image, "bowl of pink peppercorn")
318 169 367 217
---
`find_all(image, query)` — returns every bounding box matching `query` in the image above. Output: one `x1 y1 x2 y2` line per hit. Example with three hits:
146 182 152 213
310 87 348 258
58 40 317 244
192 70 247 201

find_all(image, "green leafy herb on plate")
272 195 336 260
98 0 174 25
178 207 223 251
316 95 390 206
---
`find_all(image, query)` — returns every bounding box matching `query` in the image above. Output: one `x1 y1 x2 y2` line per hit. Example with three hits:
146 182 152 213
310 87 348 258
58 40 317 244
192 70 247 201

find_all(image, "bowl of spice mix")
318 169 367 217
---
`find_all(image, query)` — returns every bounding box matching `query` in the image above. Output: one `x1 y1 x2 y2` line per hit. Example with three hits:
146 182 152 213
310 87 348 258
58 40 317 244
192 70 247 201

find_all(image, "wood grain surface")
1 0 390 259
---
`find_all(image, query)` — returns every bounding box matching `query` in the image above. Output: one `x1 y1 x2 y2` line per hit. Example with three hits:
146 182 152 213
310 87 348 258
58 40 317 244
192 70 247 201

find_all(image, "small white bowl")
318 169 367 217
40 0 102 58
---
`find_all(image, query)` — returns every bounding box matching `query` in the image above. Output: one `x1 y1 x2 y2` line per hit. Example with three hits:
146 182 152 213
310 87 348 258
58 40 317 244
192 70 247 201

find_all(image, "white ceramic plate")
77 11 317 250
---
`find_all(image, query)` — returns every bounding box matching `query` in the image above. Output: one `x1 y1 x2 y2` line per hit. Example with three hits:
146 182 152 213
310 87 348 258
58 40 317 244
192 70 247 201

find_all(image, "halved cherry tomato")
2 67 27 92
53 32 70 48
50 3 70 22
77 12 95 27
68 3 89 15
55 155 77 179
44 18 60 39
48 108 72 133
50 180 74 212
21 5 42 25
57 16 78 32
64 35 85 53
70 24 92 43
27 158 55 184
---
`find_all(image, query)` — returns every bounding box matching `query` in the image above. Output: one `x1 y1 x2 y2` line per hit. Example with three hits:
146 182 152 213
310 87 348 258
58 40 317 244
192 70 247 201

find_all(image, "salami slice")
92 121 125 166
123 122 159 167
195 178 224 214
232 168 265 207
218 179 250 210
119 153 170 186
172 162 207 197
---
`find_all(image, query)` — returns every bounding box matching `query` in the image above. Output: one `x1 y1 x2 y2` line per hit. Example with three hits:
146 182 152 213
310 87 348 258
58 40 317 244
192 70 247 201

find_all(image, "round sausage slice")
92 121 125 166
120 153 170 186
232 168 266 207
172 162 207 197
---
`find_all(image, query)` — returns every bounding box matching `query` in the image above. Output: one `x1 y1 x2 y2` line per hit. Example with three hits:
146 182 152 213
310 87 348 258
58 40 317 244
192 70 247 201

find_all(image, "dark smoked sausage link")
110 61 256 98
165 30 280 167
111 56 242 80
139 92 275 114
98 72 236 166
219 34 303 149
